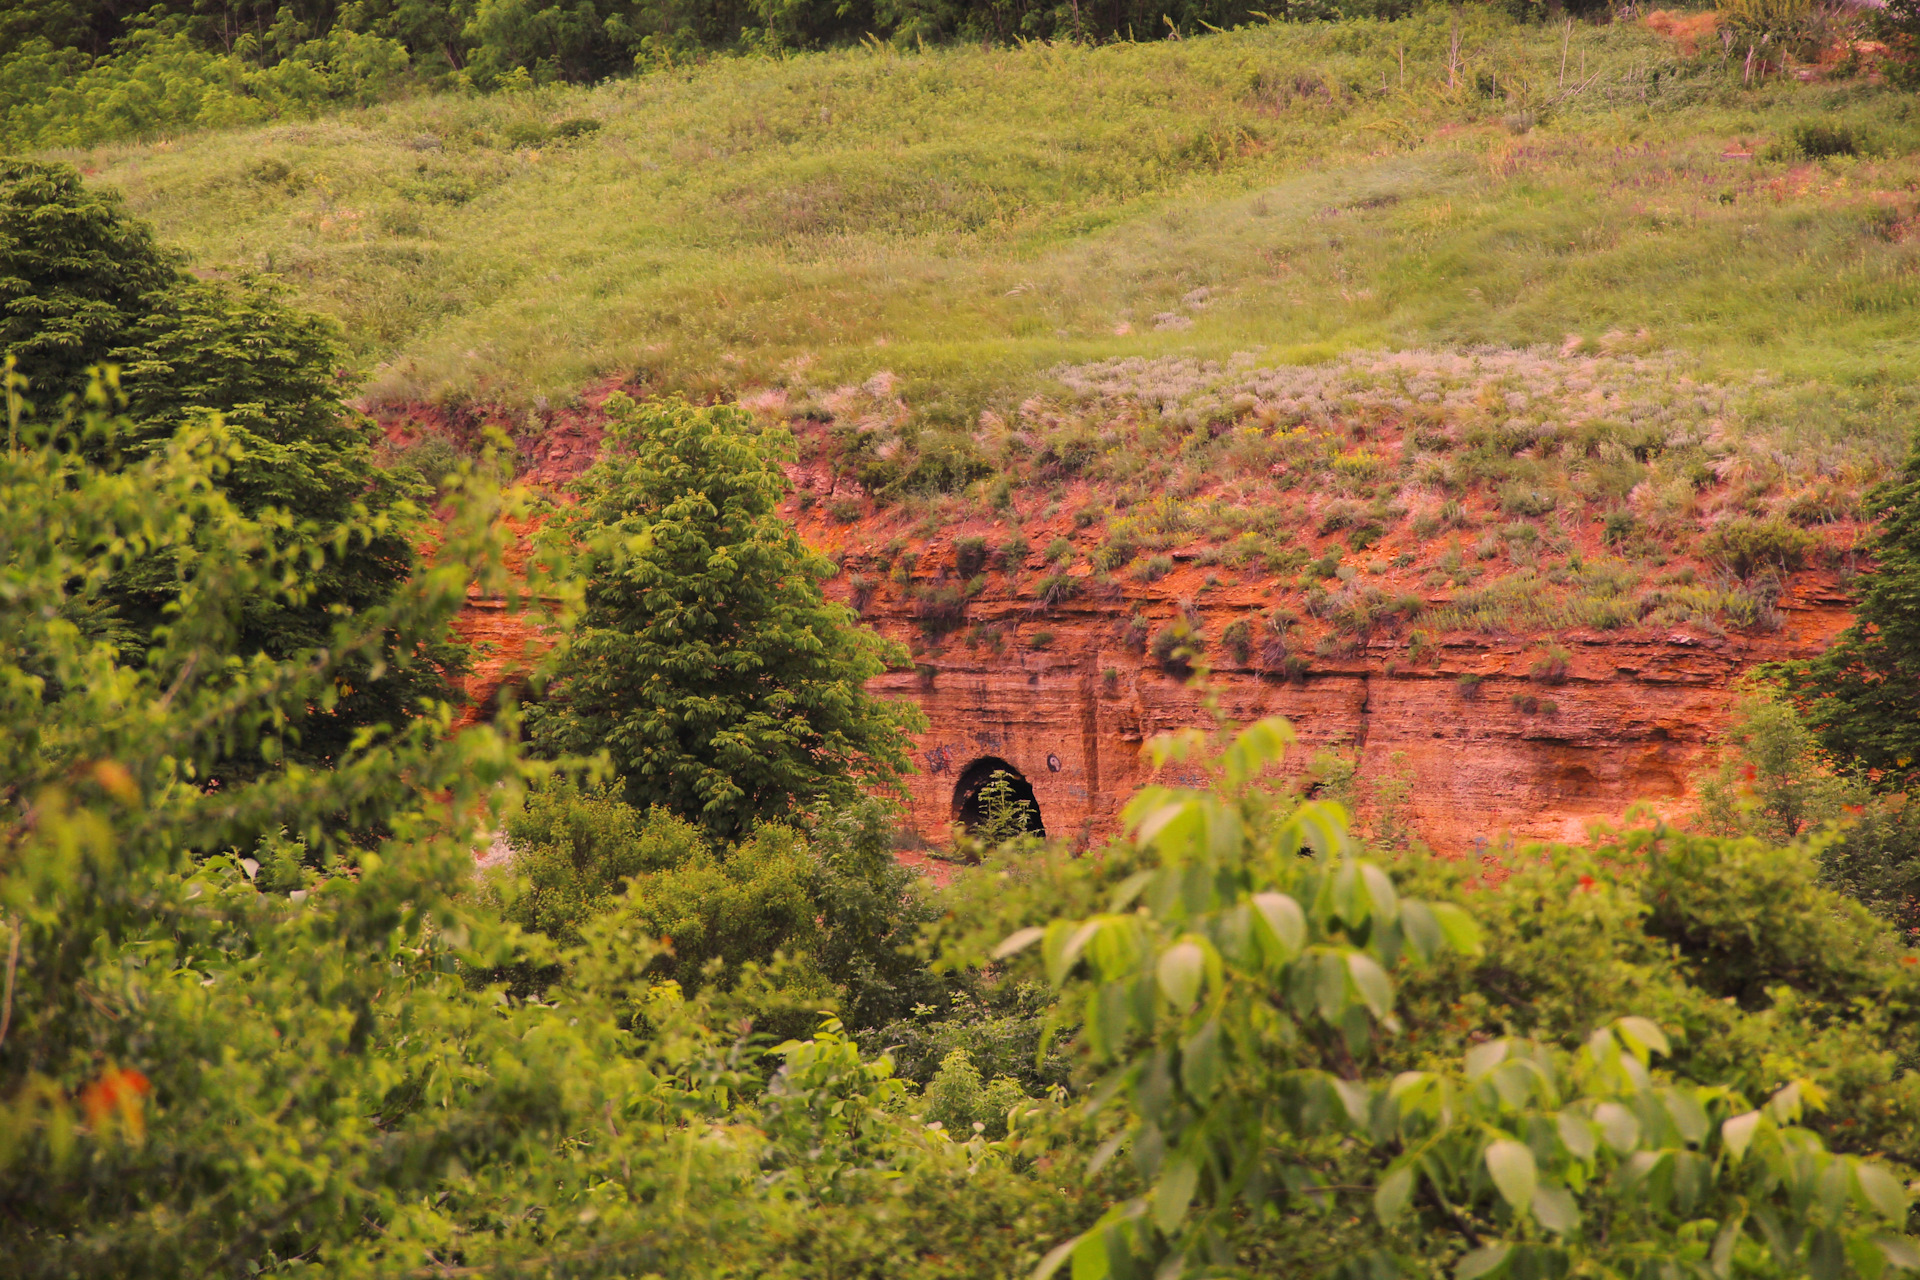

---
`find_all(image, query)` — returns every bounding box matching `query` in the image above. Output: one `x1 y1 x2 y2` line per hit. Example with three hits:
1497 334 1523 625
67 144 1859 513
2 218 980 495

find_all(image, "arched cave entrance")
952 756 1046 839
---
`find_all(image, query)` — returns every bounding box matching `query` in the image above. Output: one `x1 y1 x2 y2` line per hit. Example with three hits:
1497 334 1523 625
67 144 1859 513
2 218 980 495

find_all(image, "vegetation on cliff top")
43 8 1919 647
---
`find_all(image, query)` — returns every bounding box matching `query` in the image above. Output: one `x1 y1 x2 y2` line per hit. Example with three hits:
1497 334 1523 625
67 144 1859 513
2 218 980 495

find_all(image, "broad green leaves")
1008 719 1919 1280
1484 1140 1537 1213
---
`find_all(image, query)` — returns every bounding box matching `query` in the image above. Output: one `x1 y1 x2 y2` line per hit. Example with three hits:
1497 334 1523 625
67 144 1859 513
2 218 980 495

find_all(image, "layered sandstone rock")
449 562 1852 855
416 383 1859 857
865 580 1850 854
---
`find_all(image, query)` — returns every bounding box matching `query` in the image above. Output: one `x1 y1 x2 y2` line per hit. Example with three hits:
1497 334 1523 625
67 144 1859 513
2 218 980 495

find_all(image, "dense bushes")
0 0 1649 149
0 160 459 777
1778 429 1920 786
6 0 1268 146
10 421 1920 1275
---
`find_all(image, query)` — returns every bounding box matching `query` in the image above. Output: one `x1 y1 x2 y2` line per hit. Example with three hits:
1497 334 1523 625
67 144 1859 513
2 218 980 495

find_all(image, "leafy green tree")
491 775 710 946
1780 431 1920 786
528 392 923 841
1694 686 1920 941
493 778 948 1033
0 160 461 772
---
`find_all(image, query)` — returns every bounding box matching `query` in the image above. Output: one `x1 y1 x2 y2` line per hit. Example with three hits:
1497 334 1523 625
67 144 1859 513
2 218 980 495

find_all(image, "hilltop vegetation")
61 13 1919 411
41 10 1920 647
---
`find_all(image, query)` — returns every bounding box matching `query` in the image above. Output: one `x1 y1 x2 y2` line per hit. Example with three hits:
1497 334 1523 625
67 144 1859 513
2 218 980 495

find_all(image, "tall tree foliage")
528 393 923 841
1779 429 1920 787
0 160 460 771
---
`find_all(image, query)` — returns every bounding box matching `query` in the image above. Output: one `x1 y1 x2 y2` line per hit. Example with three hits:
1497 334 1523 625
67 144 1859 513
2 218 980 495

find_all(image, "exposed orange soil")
391 381 1863 857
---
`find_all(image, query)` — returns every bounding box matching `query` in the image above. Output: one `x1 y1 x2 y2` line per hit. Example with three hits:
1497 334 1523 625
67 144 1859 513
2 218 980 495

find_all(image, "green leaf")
1332 1077 1372 1125
1157 942 1204 1012
1181 1018 1224 1102
1820 1160 1853 1218
1615 1016 1670 1061
1359 863 1400 924
1036 1238 1079 1280
1595 1102 1641 1154
1711 1213 1745 1278
1333 861 1365 926
1221 716 1296 789
1876 1237 1920 1271
1721 1110 1761 1163
1400 900 1442 961
1316 951 1348 1021
1532 1183 1580 1234
1465 1040 1509 1080
1252 892 1306 961
1429 902 1483 956
993 926 1044 960
1108 870 1156 913
1485 1140 1537 1215
1153 1157 1200 1236
1557 1111 1597 1161
1455 1244 1512 1280
1346 952 1393 1018
1857 1235 1894 1280
1375 1165 1414 1223
1086 1130 1128 1178
1856 1161 1911 1222
1046 918 1103 987
1072 1228 1111 1280
1662 1088 1709 1145
1812 1228 1848 1280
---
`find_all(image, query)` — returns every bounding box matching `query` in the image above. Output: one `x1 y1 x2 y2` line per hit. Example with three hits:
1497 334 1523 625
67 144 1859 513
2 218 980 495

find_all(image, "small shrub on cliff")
1149 619 1203 674
912 582 969 635
1704 516 1818 580
1498 481 1557 517
953 535 990 577
1221 618 1252 665
1133 553 1174 582
1035 570 1079 608
1530 643 1572 685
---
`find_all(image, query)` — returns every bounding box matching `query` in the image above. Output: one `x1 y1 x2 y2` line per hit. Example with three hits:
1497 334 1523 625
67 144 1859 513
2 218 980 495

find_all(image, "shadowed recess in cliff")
953 757 1045 839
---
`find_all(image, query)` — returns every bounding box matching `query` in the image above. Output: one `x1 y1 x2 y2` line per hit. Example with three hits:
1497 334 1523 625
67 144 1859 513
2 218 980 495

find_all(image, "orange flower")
80 1067 152 1141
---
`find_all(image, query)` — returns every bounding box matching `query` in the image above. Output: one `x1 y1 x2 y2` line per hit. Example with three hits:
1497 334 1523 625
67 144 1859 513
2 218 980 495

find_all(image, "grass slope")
33 13 1920 649
49 13 1920 426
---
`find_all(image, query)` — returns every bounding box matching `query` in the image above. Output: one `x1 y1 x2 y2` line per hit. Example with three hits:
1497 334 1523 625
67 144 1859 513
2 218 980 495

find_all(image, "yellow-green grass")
39 10 1919 464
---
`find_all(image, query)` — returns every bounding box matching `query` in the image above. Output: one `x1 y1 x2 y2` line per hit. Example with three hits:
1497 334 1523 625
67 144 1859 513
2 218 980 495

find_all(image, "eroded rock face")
448 568 1851 855
858 578 1853 855
421 383 1857 855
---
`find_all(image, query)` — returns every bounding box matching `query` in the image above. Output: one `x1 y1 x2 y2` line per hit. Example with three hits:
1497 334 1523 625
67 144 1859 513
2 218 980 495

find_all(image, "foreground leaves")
1005 719 1919 1280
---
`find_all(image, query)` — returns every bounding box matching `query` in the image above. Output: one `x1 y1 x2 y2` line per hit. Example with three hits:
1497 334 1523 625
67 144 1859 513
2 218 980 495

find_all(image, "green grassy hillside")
58 13 1919 432
40 12 1920 643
